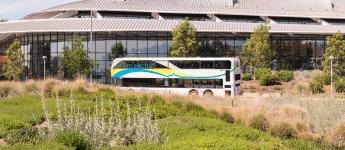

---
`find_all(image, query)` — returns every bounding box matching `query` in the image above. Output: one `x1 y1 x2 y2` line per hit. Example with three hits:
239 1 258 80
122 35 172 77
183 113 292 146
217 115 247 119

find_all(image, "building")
1 0 345 82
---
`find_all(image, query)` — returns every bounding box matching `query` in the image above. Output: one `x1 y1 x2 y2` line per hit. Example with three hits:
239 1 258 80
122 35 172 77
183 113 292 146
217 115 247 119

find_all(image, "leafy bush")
309 80 324 94
315 73 333 85
54 130 94 150
218 112 235 124
334 78 345 93
249 114 270 132
270 122 297 139
259 74 279 86
4 127 44 144
242 73 253 81
326 122 345 148
276 70 294 82
254 68 271 80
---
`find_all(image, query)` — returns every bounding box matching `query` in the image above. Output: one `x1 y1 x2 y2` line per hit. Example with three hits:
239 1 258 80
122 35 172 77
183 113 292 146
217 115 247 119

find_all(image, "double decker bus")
111 57 241 97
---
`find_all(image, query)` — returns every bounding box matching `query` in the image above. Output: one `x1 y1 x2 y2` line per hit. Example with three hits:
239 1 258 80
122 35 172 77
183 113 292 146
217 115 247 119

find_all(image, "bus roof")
113 57 240 61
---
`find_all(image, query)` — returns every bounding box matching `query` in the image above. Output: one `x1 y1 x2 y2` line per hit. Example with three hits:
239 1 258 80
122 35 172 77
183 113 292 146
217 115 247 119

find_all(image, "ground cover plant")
0 79 333 149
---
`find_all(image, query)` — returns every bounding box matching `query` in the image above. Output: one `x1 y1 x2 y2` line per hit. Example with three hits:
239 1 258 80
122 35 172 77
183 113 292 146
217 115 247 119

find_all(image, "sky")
0 0 78 20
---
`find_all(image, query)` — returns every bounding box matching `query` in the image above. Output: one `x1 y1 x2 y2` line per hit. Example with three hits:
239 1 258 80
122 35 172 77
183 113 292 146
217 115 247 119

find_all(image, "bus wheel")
188 90 199 96
203 90 214 97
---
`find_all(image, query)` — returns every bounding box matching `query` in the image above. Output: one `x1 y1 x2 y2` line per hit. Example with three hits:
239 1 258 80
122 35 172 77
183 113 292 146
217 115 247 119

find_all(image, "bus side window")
201 61 214 68
215 61 231 69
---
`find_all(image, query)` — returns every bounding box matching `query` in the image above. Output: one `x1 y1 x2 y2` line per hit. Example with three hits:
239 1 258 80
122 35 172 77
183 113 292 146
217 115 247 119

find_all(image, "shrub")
42 80 58 98
326 122 345 148
95 87 115 98
4 127 44 144
270 122 297 139
259 74 279 86
254 68 271 80
54 130 94 150
276 70 294 82
315 73 333 85
309 80 324 94
218 112 235 124
249 114 270 132
24 83 40 95
0 85 13 98
72 86 89 95
53 84 71 97
242 73 253 81
334 78 345 93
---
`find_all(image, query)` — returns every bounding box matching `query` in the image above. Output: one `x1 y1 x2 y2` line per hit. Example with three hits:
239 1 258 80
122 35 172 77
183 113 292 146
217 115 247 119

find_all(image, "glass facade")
13 31 326 83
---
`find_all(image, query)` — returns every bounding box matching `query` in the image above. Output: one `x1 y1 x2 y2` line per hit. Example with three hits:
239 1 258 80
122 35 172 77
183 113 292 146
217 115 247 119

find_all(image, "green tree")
61 35 95 80
2 39 24 81
322 31 345 75
241 25 274 69
170 18 199 57
109 42 126 60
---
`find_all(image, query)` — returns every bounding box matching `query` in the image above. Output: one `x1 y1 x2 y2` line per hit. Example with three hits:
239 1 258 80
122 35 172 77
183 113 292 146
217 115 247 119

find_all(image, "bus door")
224 70 233 96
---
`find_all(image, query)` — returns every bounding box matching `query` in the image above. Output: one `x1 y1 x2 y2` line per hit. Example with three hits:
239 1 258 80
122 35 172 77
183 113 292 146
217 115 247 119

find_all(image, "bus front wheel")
188 90 199 96
203 90 214 97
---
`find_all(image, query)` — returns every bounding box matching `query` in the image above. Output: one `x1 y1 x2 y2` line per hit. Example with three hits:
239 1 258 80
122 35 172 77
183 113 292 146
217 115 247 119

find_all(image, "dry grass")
326 121 345 148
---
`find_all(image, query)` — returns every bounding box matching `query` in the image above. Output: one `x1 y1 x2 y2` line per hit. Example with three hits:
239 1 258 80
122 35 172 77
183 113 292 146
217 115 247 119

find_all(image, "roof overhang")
0 18 344 35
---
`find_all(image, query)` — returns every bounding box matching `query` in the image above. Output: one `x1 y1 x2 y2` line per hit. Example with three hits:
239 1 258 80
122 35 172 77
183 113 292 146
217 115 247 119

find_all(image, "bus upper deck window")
215 61 231 69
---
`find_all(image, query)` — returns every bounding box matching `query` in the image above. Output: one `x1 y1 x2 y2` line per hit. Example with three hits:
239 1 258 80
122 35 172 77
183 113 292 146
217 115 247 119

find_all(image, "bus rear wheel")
203 90 214 97
188 90 199 96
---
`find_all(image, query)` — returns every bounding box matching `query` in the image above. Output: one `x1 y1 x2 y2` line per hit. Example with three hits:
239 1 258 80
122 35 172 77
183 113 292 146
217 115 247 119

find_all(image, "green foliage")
249 114 270 132
335 78 345 93
241 73 253 81
61 35 95 79
151 116 320 149
54 130 94 150
309 80 325 94
276 70 294 82
314 73 333 85
109 42 126 60
259 74 279 86
270 122 297 139
2 39 25 81
322 31 345 75
241 25 274 69
0 96 44 138
0 116 28 138
4 127 44 144
170 18 199 57
0 141 71 150
254 68 271 80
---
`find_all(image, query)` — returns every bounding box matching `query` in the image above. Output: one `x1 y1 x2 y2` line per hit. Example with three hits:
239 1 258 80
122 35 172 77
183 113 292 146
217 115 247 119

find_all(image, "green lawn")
0 93 327 150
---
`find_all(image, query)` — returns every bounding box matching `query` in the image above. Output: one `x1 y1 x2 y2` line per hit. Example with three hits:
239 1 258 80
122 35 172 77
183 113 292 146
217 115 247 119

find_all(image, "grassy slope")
119 116 321 150
0 95 323 150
